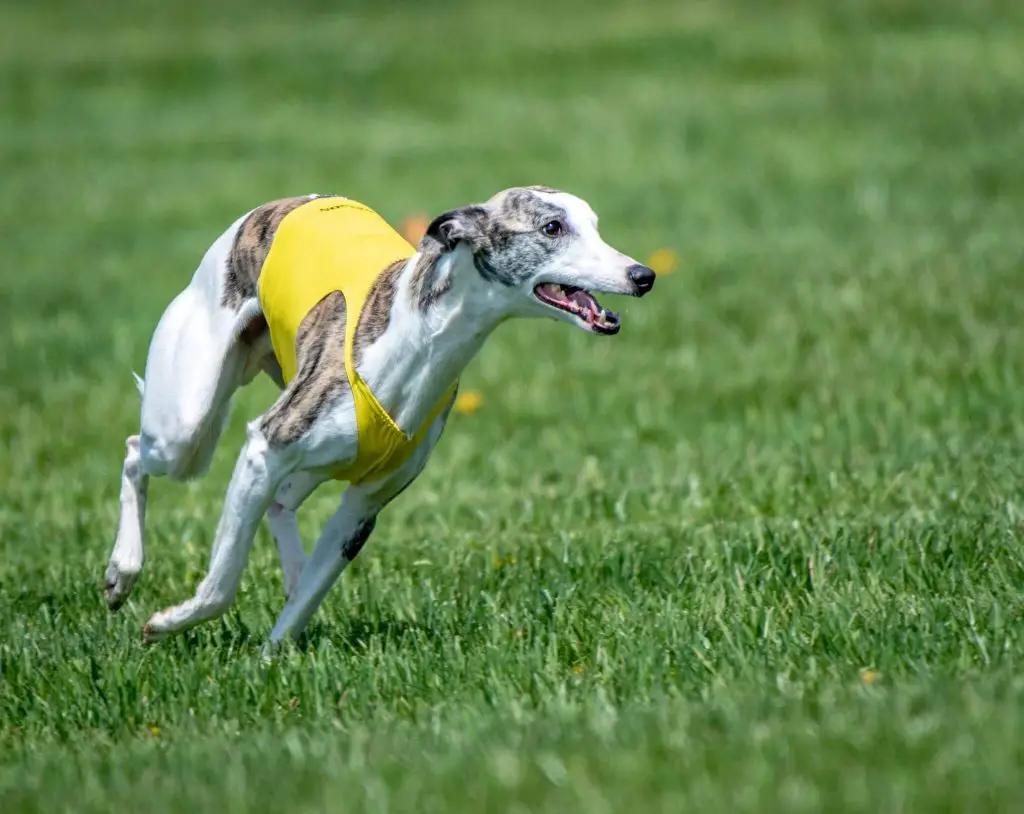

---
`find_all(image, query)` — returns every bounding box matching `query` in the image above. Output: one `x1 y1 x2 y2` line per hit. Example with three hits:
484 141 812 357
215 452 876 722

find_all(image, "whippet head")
421 186 656 334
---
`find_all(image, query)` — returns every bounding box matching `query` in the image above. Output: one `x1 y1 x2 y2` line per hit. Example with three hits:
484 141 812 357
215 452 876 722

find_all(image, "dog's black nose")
627 264 656 295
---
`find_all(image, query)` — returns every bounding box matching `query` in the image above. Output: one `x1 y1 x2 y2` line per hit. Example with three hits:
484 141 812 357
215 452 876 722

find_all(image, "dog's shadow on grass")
173 617 262 652
144 614 449 657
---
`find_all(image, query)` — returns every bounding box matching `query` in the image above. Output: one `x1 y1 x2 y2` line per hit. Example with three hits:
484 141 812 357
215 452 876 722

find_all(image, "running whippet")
104 186 656 646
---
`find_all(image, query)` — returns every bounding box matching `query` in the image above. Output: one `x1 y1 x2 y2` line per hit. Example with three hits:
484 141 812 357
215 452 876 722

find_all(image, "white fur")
106 191 649 646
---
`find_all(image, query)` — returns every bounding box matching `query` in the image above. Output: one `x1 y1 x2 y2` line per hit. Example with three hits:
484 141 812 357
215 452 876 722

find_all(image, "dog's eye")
541 220 564 237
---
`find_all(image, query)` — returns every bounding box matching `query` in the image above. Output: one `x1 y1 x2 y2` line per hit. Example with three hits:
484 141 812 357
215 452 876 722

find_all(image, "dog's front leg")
143 422 292 642
266 405 451 646
267 470 325 600
265 486 381 646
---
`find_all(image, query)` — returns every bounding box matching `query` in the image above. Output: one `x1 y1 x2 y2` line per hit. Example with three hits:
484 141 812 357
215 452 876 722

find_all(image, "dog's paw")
141 609 174 645
260 640 282 664
104 559 140 611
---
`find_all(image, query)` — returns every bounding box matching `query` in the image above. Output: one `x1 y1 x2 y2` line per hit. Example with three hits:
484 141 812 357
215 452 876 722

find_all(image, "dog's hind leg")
105 214 267 610
105 434 148 610
139 291 350 642
141 418 292 642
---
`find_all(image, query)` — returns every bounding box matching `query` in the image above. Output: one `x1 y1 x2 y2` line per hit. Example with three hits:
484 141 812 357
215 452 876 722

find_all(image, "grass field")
3 0 1024 810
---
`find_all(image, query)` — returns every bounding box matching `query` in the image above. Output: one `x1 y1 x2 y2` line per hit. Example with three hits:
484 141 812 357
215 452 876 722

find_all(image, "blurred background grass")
2 0 1024 811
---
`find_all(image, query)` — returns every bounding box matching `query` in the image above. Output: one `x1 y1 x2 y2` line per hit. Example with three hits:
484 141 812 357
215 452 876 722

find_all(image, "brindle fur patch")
352 258 405 365
472 187 569 286
417 188 570 289
489 187 565 232
221 195 338 311
407 246 450 312
260 291 349 446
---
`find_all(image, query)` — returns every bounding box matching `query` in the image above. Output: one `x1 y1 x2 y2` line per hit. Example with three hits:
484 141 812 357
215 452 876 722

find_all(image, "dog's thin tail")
231 297 264 342
132 371 145 397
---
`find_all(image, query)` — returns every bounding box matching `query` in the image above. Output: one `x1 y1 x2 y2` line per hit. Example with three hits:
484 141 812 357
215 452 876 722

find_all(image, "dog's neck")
355 244 508 433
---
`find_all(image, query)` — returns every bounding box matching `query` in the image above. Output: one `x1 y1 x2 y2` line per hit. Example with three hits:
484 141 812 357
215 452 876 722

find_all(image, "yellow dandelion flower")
455 390 483 415
646 248 679 276
860 669 880 685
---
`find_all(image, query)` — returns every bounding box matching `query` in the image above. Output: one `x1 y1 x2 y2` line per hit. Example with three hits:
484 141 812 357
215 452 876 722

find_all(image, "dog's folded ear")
424 205 489 252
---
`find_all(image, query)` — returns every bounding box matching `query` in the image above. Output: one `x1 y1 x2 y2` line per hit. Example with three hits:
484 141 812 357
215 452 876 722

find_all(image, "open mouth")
533 283 621 334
